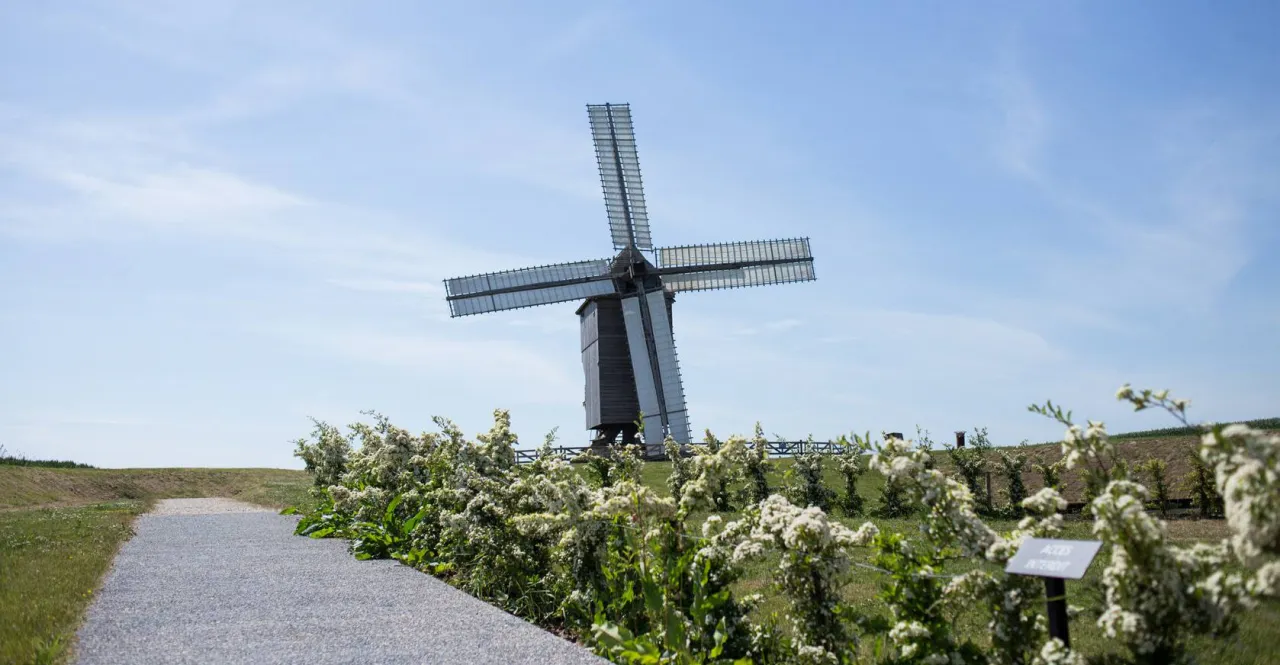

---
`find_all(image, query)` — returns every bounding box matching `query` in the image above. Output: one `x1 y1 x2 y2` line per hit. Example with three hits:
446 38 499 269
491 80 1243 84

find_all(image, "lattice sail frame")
588 104 652 251
444 258 617 317
656 238 816 293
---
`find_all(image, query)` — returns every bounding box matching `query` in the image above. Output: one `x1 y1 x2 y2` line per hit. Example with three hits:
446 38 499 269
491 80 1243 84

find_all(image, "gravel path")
74 498 607 665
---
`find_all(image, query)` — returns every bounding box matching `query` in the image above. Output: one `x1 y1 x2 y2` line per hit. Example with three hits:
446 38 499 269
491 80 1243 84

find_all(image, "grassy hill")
0 467 312 511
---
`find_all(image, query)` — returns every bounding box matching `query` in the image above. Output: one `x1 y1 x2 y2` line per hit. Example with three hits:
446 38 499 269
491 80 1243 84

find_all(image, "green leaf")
403 506 427 534
592 622 630 648
307 526 335 539
664 607 686 652
383 493 404 525
642 577 663 615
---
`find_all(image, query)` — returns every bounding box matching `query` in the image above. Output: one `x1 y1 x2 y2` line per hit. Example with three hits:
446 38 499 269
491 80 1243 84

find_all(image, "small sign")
1005 538 1102 580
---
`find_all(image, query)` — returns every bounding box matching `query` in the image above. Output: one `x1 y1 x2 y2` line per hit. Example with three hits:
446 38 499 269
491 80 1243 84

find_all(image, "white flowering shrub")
786 444 837 512
664 435 693 499
1033 458 1064 493
995 445 1029 517
289 384 1277 665
292 417 350 493
1031 387 1280 663
741 423 773 506
836 433 870 517
947 427 994 516
681 433 746 513
1140 457 1170 517
736 494 878 664
1181 444 1223 518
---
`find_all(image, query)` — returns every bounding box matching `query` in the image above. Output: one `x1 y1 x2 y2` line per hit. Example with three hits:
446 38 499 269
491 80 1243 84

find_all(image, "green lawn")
0 502 144 665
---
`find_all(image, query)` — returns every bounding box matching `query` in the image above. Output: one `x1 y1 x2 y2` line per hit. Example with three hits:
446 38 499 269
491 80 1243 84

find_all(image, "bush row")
291 388 1279 665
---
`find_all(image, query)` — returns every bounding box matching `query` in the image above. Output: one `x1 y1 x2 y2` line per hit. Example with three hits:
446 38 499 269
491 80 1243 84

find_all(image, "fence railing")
513 440 856 465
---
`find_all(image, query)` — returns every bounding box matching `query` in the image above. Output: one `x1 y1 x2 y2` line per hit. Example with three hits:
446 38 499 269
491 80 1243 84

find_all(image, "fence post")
1044 577 1070 647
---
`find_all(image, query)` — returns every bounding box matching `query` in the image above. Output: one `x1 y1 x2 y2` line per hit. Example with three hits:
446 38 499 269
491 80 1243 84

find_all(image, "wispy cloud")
253 324 582 407
991 48 1048 182
326 278 443 296
984 44 1272 320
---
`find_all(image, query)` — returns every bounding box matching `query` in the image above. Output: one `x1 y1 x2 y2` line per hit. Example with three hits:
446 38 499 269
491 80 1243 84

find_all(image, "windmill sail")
656 238 815 293
588 104 652 251
643 290 691 444
619 295 664 444
444 259 618 317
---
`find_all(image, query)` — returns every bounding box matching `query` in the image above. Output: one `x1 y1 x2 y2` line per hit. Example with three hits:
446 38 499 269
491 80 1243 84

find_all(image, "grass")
0 467 313 665
0 502 143 665
0 445 95 469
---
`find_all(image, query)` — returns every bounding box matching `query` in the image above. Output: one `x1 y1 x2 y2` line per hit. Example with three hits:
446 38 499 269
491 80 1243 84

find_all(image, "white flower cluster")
1048 387 1280 661
292 419 351 490
1059 420 1114 471
1031 638 1084 665
678 434 747 514
876 431 1083 664
741 494 870 663
870 435 999 559
887 620 960 663
750 494 873 554
1091 479 1260 656
1200 423 1280 567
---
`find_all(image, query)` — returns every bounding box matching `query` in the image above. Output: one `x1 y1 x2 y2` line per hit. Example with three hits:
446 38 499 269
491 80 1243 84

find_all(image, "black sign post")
1005 538 1102 647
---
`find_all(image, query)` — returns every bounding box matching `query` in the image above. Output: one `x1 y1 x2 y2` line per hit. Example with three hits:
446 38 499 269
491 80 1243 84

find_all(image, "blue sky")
2 2 1277 468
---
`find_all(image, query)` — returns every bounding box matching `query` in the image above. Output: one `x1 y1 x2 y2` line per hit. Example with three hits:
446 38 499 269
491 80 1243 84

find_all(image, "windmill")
443 103 817 456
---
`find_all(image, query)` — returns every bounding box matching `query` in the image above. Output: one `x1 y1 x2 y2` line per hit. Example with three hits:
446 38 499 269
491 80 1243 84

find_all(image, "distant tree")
1143 457 1171 517
702 430 734 511
664 436 692 499
1181 445 1224 518
948 426 994 515
874 432 914 518
786 438 835 512
836 433 871 516
1033 457 1064 492
996 443 1029 517
740 423 772 505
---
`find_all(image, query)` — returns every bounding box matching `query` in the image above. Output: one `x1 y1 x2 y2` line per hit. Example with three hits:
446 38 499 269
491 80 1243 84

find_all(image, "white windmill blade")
619 295 664 445
588 103 653 251
443 258 618 317
642 289 691 445
655 238 816 293
656 237 813 269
